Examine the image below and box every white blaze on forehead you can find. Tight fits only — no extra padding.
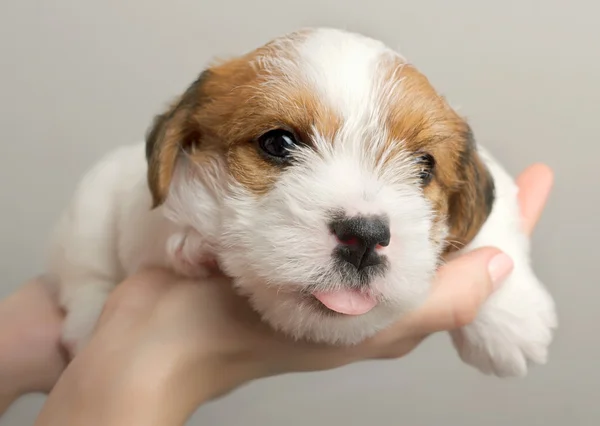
[256,28,417,207]
[295,28,401,122]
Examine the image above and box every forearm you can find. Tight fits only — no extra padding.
[0,278,67,417]
[35,376,186,426]
[0,311,18,416]
[0,392,17,417]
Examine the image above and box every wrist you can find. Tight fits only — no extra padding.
[36,356,191,426]
[158,355,265,412]
[41,352,263,426]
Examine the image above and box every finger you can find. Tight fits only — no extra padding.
[516,163,554,236]
[400,247,513,336]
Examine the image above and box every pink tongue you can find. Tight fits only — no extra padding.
[312,289,378,315]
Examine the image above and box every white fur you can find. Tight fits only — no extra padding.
[295,29,395,121]
[45,28,556,376]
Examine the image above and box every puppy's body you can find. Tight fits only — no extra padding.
[46,28,556,377]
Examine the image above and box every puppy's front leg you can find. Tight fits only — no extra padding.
[166,230,215,279]
[449,148,557,377]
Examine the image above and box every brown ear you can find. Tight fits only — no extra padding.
[145,70,213,207]
[445,126,496,251]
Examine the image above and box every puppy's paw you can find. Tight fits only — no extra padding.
[59,281,113,358]
[167,231,215,278]
[172,254,212,279]
[450,270,557,377]
[61,316,93,359]
[61,301,108,358]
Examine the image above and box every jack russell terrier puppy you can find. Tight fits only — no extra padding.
[46,27,557,378]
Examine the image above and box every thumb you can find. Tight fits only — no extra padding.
[404,247,514,336]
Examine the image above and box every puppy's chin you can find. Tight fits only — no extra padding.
[232,279,409,345]
[219,265,434,345]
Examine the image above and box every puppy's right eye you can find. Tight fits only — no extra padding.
[257,129,299,161]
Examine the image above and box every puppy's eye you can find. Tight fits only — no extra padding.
[257,129,299,160]
[415,153,435,185]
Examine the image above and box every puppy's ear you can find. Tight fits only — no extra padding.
[445,125,496,250]
[145,70,213,208]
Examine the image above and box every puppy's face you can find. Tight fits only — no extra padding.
[146,28,495,344]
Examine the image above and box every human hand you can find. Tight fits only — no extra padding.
[28,163,553,425]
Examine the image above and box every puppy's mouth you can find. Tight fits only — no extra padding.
[310,289,378,316]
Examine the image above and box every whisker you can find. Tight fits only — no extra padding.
[444,239,465,251]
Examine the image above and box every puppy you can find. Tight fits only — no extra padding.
[46,28,557,377]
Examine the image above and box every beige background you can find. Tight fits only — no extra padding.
[1,0,598,425]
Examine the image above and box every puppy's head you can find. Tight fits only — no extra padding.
[145,28,495,345]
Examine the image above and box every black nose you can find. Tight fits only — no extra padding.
[329,215,390,270]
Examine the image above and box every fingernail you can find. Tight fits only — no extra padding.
[488,253,514,289]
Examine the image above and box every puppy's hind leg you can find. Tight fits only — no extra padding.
[55,274,115,357]
[45,146,137,357]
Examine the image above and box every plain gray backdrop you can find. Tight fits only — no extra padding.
[1,0,598,425]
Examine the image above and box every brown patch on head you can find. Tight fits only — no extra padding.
[145,36,341,204]
[445,128,496,248]
[145,70,213,206]
[381,60,495,250]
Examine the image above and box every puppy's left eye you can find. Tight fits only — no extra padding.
[415,153,435,185]
[257,129,299,161]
